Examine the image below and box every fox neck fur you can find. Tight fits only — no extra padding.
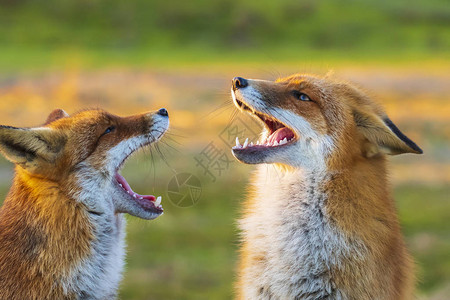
[238,158,413,300]
[0,167,126,300]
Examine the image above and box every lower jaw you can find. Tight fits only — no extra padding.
[114,173,163,214]
[114,195,164,217]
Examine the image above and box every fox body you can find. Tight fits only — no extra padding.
[0,108,169,299]
[231,75,422,300]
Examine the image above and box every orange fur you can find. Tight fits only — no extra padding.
[0,169,93,299]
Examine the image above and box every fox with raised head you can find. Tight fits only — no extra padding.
[231,74,422,300]
[0,108,169,299]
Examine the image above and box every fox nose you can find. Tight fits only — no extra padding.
[232,77,248,90]
[157,108,169,117]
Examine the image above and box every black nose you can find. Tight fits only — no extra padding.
[157,108,168,117]
[232,77,248,90]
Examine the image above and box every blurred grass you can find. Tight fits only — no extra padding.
[0,0,449,71]
[396,185,450,294]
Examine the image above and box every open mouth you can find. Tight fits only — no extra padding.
[232,98,297,151]
[111,139,164,215]
[115,172,163,214]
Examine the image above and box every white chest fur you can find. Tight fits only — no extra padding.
[62,212,126,299]
[239,166,366,299]
[58,164,129,299]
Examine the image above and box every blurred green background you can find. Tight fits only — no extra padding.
[0,0,449,69]
[0,0,449,299]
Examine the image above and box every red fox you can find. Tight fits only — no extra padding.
[0,108,169,299]
[231,75,422,300]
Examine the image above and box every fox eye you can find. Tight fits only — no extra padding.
[103,126,115,135]
[293,91,311,101]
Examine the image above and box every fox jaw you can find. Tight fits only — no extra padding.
[231,75,422,169]
[0,108,169,220]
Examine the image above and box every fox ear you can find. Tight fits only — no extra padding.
[353,110,423,157]
[44,108,69,125]
[0,126,66,167]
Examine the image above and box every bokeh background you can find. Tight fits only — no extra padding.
[0,0,449,299]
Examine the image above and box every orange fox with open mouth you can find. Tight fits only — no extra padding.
[231,74,422,300]
[0,108,169,299]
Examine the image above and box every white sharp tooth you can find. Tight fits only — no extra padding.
[155,196,162,206]
[273,141,279,146]
[133,194,137,198]
[280,138,287,145]
[236,137,240,147]
[249,142,253,147]
[139,197,143,200]
[243,138,249,148]
[256,141,260,145]
[119,184,123,187]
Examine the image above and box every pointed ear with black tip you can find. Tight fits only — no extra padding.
[44,108,69,125]
[0,125,66,168]
[353,110,423,157]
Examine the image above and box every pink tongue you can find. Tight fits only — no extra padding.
[115,173,156,202]
[268,127,295,144]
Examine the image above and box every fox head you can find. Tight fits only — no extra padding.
[231,74,422,169]
[0,108,169,220]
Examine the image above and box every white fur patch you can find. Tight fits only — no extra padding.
[61,164,126,299]
[239,167,367,299]
[269,108,334,168]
